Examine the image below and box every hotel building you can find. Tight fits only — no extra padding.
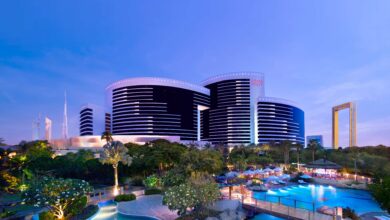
[201,72,265,145]
[105,77,210,141]
[69,73,304,148]
[257,97,305,145]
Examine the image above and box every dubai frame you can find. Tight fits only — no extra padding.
[332,102,357,149]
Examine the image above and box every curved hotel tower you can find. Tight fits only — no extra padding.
[74,72,304,148]
[105,77,210,141]
[201,72,265,145]
[257,97,304,145]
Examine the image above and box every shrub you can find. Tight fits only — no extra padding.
[0,211,16,219]
[144,175,160,188]
[162,168,187,188]
[39,211,55,220]
[145,188,162,195]
[131,176,144,186]
[69,205,99,220]
[342,207,359,220]
[67,196,87,217]
[114,194,136,202]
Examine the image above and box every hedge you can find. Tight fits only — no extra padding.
[145,188,162,195]
[114,193,136,202]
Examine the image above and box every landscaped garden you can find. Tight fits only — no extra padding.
[1,137,390,219]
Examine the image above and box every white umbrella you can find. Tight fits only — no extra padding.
[300,174,312,179]
[243,170,255,175]
[273,167,282,172]
[281,174,291,179]
[254,169,264,174]
[266,176,279,182]
[263,168,273,172]
[226,171,238,178]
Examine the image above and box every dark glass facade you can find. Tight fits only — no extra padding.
[257,100,304,145]
[110,85,209,140]
[203,79,251,145]
[105,113,111,132]
[80,108,93,136]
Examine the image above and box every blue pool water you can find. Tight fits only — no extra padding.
[251,213,285,220]
[91,200,158,220]
[252,184,383,215]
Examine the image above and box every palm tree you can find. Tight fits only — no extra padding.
[101,131,113,144]
[100,141,132,192]
[260,143,271,156]
[279,140,293,165]
[349,147,362,182]
[307,139,319,162]
[295,143,303,170]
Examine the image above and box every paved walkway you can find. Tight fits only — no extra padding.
[117,195,178,220]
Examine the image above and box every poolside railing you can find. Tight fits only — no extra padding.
[230,194,338,220]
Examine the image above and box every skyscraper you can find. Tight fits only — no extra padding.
[45,117,52,141]
[62,91,69,140]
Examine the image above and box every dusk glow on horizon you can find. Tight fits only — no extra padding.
[1,1,390,146]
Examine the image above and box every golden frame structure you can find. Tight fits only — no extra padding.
[332,102,357,149]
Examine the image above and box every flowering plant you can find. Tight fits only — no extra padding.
[22,177,92,219]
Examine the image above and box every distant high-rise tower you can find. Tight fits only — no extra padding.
[62,91,69,140]
[32,113,41,140]
[45,117,52,141]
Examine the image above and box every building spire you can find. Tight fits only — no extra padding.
[62,90,68,140]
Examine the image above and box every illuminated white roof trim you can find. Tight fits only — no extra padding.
[201,72,264,86]
[258,96,302,110]
[106,77,209,95]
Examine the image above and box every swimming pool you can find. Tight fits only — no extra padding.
[252,184,383,215]
[251,213,285,220]
[90,200,159,220]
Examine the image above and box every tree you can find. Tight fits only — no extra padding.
[163,173,220,216]
[180,148,223,175]
[163,182,197,216]
[369,176,390,212]
[22,177,92,219]
[260,143,271,156]
[101,131,113,144]
[278,140,294,165]
[0,171,20,193]
[100,141,132,190]
[24,140,54,161]
[295,143,303,170]
[349,147,363,181]
[307,139,320,162]
[147,139,186,173]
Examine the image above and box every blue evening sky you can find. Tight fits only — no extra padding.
[1,1,390,146]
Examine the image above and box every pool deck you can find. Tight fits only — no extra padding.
[117,195,178,220]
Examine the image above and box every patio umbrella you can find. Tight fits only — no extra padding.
[243,170,255,175]
[300,174,312,179]
[254,169,264,174]
[263,168,273,172]
[273,167,282,172]
[280,174,290,179]
[265,176,279,182]
[226,171,238,178]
